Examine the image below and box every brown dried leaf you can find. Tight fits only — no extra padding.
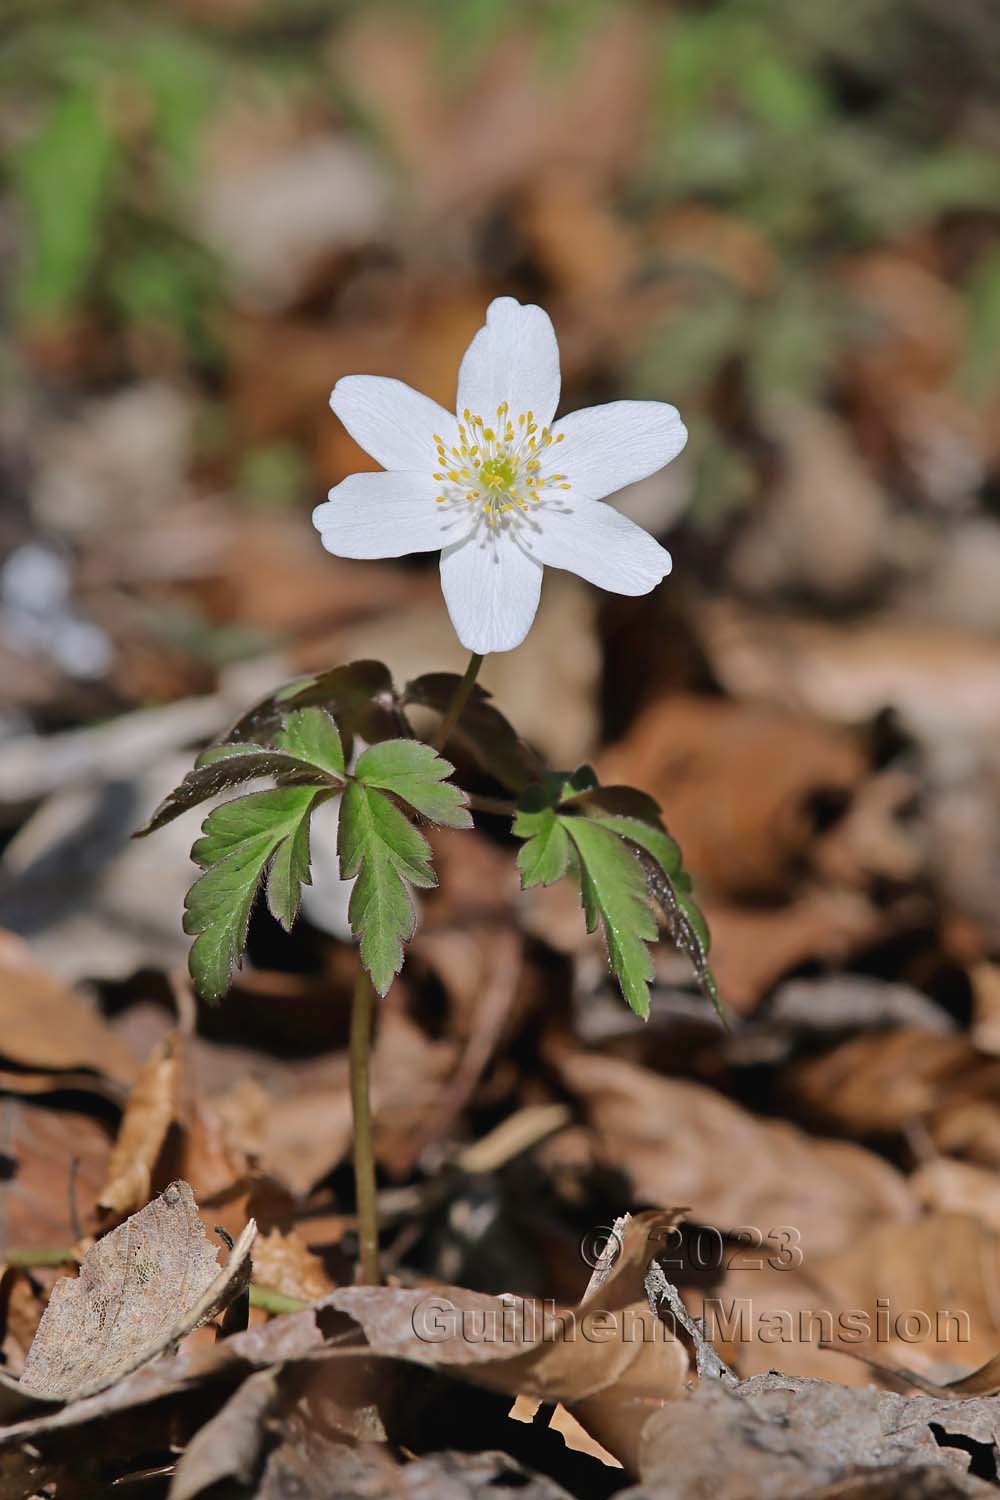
[98,1035,179,1218]
[0,1099,110,1250]
[785,1028,1000,1167]
[599,695,867,902]
[252,1228,333,1302]
[810,1213,1000,1377]
[0,935,137,1087]
[557,1049,915,1257]
[169,1364,282,1500]
[637,1372,998,1498]
[4,1181,255,1406]
[327,1210,689,1473]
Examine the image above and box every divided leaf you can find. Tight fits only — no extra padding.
[136,743,340,836]
[184,786,321,1002]
[403,673,542,792]
[563,817,658,1020]
[513,804,571,889]
[355,738,472,828]
[512,769,722,1023]
[338,781,437,996]
[275,706,346,778]
[220,659,397,752]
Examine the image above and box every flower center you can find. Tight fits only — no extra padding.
[432,404,569,532]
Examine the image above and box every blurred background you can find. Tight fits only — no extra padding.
[3,0,1000,1399]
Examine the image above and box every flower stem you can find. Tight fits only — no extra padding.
[433,652,484,753]
[349,964,380,1284]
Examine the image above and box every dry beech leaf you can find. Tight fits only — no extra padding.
[326,1209,689,1473]
[809,1213,1000,1376]
[169,1364,283,1500]
[557,1049,915,1257]
[637,1372,998,1498]
[252,1228,333,1302]
[0,1099,111,1250]
[598,695,867,902]
[0,1181,255,1411]
[98,1034,179,1218]
[784,1028,1000,1167]
[0,935,137,1087]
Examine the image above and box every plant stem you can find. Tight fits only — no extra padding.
[433,652,484,752]
[349,964,380,1284]
[467,791,517,817]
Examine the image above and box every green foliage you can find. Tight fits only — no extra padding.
[275,707,346,778]
[136,709,346,837]
[342,737,470,992]
[563,817,659,1021]
[185,786,320,1003]
[354,739,472,828]
[513,769,721,1023]
[223,661,397,756]
[338,781,437,997]
[145,676,474,1002]
[13,83,117,318]
[403,674,541,792]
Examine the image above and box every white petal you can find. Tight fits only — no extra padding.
[330,375,457,471]
[313,471,453,559]
[526,497,672,596]
[548,400,687,500]
[439,534,543,654]
[457,297,561,429]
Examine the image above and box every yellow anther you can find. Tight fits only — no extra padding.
[555,432,565,443]
[435,496,446,504]
[560,483,571,490]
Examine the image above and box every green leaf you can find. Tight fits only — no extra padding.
[136,743,342,836]
[355,739,471,828]
[14,84,118,319]
[403,674,542,792]
[265,807,314,931]
[512,804,571,888]
[276,708,346,778]
[585,813,683,881]
[562,817,657,1020]
[184,787,319,1002]
[222,660,396,752]
[338,781,437,996]
[513,771,723,1023]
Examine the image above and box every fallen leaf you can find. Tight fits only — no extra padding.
[556,1049,916,1256]
[2,1180,255,1408]
[599,695,867,902]
[98,1034,179,1218]
[0,934,137,1087]
[783,1028,1000,1167]
[252,1228,333,1302]
[168,1364,283,1500]
[326,1210,689,1473]
[638,1372,998,1497]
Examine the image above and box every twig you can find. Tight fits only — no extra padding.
[645,1259,738,1385]
[583,1213,629,1300]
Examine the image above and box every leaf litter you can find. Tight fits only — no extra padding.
[3,0,1000,1494]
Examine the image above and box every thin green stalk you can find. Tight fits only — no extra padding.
[349,964,380,1284]
[433,652,484,753]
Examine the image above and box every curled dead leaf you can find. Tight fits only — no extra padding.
[0,1181,255,1414]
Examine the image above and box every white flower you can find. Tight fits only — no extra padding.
[312,297,686,654]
